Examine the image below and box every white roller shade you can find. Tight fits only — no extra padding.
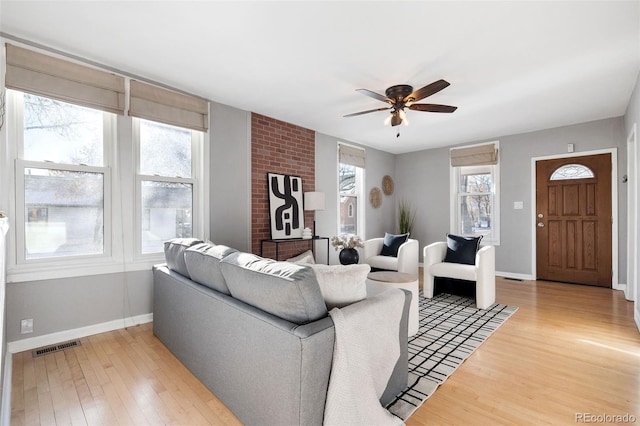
[339,144,366,168]
[5,44,125,115]
[450,143,498,167]
[129,80,209,132]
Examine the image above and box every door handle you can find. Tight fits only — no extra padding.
[537,222,544,227]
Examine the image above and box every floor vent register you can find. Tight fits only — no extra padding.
[32,340,81,358]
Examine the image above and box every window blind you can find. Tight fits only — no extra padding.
[129,80,209,132]
[450,143,498,167]
[339,144,366,168]
[5,44,125,115]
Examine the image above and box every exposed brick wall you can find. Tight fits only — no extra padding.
[251,113,315,260]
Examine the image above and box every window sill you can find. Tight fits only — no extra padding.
[7,256,164,283]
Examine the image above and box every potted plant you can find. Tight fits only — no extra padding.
[398,200,416,236]
[331,234,364,265]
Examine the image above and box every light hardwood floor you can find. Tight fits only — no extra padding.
[10,276,640,425]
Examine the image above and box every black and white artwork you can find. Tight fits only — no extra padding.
[268,173,303,239]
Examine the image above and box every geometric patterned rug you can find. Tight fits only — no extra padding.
[386,292,518,420]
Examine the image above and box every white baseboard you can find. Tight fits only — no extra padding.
[496,271,535,281]
[635,308,640,333]
[7,313,153,354]
[613,282,627,292]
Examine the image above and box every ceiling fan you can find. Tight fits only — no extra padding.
[344,79,457,127]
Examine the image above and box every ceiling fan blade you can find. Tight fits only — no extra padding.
[409,103,457,113]
[405,79,450,103]
[344,107,391,117]
[356,88,392,103]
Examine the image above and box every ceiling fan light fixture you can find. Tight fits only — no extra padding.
[399,109,409,126]
[390,111,402,127]
[344,79,456,128]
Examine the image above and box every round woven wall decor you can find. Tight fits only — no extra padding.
[369,187,382,208]
[382,175,394,196]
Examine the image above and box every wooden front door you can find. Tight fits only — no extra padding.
[536,154,612,287]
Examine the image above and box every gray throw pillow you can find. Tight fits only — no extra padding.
[220,252,328,324]
[184,242,238,294]
[163,238,204,277]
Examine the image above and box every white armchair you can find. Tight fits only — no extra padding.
[423,242,495,309]
[363,238,419,276]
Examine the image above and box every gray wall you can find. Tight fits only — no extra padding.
[315,133,396,264]
[209,102,251,252]
[5,270,152,342]
[396,117,628,281]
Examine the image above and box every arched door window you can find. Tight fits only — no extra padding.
[550,164,595,180]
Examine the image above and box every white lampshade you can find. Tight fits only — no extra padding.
[304,192,325,211]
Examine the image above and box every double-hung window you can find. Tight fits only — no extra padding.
[12,92,114,263]
[338,143,365,236]
[450,142,500,245]
[135,119,202,254]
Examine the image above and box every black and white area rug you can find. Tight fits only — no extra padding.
[386,292,518,420]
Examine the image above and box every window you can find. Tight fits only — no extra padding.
[450,142,500,245]
[136,119,200,254]
[3,45,209,282]
[339,164,358,234]
[550,164,595,180]
[14,92,112,261]
[338,144,365,236]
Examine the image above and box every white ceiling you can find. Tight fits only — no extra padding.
[1,1,639,154]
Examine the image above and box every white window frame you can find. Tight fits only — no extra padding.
[337,143,365,237]
[6,90,119,281]
[450,142,500,245]
[132,118,205,261]
[3,92,209,282]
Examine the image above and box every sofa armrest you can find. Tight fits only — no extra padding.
[424,241,447,267]
[358,288,410,405]
[423,242,447,297]
[475,245,496,309]
[396,238,419,276]
[363,238,384,259]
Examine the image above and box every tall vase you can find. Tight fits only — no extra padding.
[339,248,359,265]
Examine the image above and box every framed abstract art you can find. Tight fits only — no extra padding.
[267,173,304,239]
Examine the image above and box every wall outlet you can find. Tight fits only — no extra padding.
[20,318,33,334]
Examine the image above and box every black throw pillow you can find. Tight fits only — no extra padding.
[380,232,410,257]
[443,234,483,265]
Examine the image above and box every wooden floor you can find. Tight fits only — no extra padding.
[10,277,640,425]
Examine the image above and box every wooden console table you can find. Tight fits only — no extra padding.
[260,237,330,264]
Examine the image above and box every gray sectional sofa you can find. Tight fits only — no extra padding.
[153,238,410,425]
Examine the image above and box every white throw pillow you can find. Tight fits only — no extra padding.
[286,250,316,264]
[309,263,370,309]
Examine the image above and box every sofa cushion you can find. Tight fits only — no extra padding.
[309,264,369,309]
[444,234,482,265]
[286,249,316,264]
[164,238,204,277]
[184,242,238,294]
[380,232,409,257]
[364,255,399,271]
[220,252,328,324]
[430,262,477,281]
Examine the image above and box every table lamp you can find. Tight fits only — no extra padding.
[304,191,325,239]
